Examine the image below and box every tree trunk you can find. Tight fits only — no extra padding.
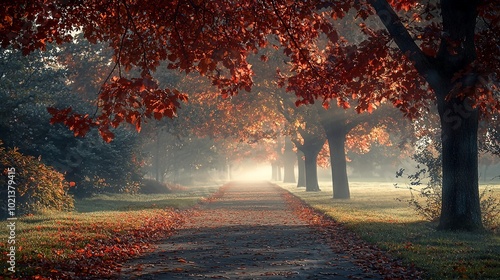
[297,150,306,187]
[154,131,161,182]
[283,160,295,183]
[368,0,483,231]
[302,147,321,192]
[481,164,488,182]
[283,137,296,183]
[228,163,233,181]
[437,96,482,231]
[436,0,482,231]
[326,130,350,199]
[271,162,278,181]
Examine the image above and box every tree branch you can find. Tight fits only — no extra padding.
[122,0,150,75]
[269,0,324,79]
[367,0,436,84]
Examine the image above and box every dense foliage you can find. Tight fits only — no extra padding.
[0,0,498,230]
[0,47,144,197]
[0,141,74,217]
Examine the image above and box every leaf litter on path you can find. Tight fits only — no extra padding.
[119,182,424,279]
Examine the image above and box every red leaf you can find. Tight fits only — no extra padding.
[153,111,163,120]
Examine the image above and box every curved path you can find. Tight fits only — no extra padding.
[119,182,400,279]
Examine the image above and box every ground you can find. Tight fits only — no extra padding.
[118,182,421,279]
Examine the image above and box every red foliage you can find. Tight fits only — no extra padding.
[15,185,235,279]
[0,0,340,140]
[17,210,187,279]
[283,30,434,120]
[1,0,498,139]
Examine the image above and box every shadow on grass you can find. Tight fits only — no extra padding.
[330,220,500,279]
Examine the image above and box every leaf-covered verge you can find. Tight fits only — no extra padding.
[277,183,424,279]
[280,182,500,279]
[0,185,221,279]
[0,142,74,218]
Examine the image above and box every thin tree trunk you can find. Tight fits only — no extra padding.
[326,131,350,199]
[283,137,296,183]
[155,131,161,182]
[283,160,296,183]
[297,150,306,187]
[482,164,488,182]
[271,162,278,181]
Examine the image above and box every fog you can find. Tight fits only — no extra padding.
[230,160,272,182]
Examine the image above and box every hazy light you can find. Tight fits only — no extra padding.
[231,162,272,182]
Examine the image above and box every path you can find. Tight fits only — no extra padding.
[119,182,388,279]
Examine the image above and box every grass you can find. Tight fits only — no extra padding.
[280,181,500,279]
[0,184,220,277]
[75,184,220,212]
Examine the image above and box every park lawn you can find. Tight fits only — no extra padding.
[0,185,220,278]
[281,181,500,280]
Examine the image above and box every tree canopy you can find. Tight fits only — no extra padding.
[1,0,499,230]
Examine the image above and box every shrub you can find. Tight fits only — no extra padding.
[118,175,142,194]
[479,188,500,231]
[139,179,172,194]
[0,141,74,218]
[397,181,500,231]
[139,179,188,194]
[396,142,500,232]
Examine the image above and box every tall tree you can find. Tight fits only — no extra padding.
[296,150,306,187]
[282,136,296,183]
[0,47,143,197]
[283,33,401,199]
[1,0,498,230]
[274,92,326,191]
[292,126,325,192]
[348,0,498,231]
[284,1,499,229]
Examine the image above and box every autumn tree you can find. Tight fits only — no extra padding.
[283,1,499,230]
[279,30,401,198]
[336,0,499,231]
[274,91,326,191]
[152,70,282,182]
[1,0,498,230]
[282,136,296,183]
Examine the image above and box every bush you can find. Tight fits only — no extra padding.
[0,142,74,218]
[138,179,188,194]
[139,179,173,194]
[398,182,499,231]
[396,143,500,232]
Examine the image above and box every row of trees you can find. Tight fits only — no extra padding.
[1,1,499,231]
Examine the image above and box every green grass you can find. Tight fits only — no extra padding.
[75,185,220,212]
[281,181,500,279]
[0,184,220,277]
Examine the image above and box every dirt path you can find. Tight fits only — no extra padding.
[118,182,397,279]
